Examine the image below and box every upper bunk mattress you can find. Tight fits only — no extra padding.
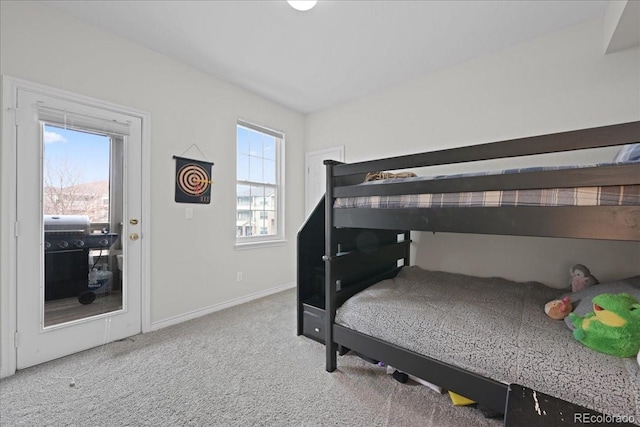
[334,266,640,419]
[334,163,640,209]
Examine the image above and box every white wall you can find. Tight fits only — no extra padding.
[0,1,305,324]
[306,17,640,287]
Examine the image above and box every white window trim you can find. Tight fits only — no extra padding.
[234,119,285,249]
[235,239,288,251]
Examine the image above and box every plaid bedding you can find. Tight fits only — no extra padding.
[334,162,640,209]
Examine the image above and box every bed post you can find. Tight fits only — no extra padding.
[324,160,340,372]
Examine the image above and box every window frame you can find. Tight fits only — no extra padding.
[235,119,285,249]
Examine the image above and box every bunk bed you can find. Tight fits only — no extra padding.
[312,121,640,420]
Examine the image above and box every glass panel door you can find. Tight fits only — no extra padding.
[13,82,142,371]
[43,124,124,327]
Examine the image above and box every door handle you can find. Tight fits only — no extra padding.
[129,233,139,241]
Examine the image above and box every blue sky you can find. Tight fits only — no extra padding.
[43,125,110,183]
[237,125,276,184]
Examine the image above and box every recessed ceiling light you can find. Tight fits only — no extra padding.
[287,0,317,12]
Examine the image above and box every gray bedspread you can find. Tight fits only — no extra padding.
[335,266,640,420]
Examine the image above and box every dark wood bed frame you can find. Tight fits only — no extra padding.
[297,121,640,416]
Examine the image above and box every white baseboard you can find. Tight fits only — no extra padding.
[149,282,295,331]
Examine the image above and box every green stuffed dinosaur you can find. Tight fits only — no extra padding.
[568,293,640,358]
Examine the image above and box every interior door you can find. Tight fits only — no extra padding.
[15,87,143,369]
[305,146,344,217]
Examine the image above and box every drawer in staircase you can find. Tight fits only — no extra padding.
[302,310,325,343]
[302,302,324,317]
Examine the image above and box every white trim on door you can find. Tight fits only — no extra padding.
[0,75,152,378]
[305,146,344,218]
[1,76,19,379]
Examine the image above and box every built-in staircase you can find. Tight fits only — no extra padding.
[296,196,326,343]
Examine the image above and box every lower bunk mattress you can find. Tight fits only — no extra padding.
[334,266,640,419]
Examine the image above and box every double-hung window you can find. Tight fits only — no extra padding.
[236,120,284,247]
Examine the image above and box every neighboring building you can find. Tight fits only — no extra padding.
[236,186,277,237]
[44,180,110,224]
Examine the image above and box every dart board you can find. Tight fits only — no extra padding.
[174,156,214,204]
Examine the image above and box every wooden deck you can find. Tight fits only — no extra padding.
[44,291,123,327]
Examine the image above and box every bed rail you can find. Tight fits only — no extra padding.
[331,121,640,178]
[334,206,640,240]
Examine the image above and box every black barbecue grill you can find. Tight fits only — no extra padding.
[44,215,118,301]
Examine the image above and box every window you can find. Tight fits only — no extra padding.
[43,124,112,225]
[236,120,284,246]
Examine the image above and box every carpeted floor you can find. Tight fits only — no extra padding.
[0,289,502,426]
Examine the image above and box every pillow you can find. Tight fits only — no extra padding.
[612,143,640,163]
[561,276,640,330]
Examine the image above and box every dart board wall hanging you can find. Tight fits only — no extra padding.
[173,156,214,204]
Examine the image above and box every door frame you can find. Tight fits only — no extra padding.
[0,75,151,378]
[305,146,344,217]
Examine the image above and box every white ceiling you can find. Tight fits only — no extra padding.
[46,0,613,114]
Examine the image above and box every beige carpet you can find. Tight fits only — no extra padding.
[0,289,501,426]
